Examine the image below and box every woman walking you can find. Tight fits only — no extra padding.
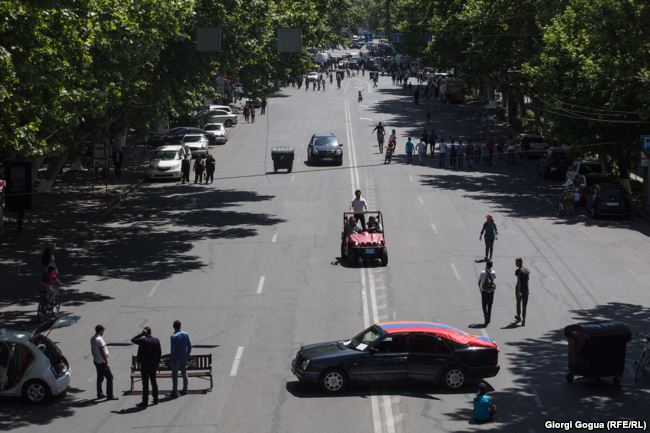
[205,153,216,184]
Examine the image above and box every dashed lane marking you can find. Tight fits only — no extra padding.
[229,346,245,376]
[271,232,278,243]
[409,175,414,182]
[430,222,438,234]
[450,263,461,280]
[147,281,161,298]
[256,276,266,294]
[290,175,295,183]
[418,195,424,204]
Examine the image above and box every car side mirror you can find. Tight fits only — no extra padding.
[339,143,344,147]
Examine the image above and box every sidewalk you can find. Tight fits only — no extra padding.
[0,147,147,301]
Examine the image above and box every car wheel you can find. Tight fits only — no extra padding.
[380,249,388,266]
[22,379,51,403]
[441,366,466,390]
[319,368,348,393]
[347,249,357,266]
[225,120,233,127]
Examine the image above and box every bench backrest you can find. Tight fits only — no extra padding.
[131,354,212,371]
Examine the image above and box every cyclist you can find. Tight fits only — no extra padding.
[385,130,397,164]
[371,122,386,153]
[39,264,62,311]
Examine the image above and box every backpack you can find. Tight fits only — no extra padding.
[482,272,495,293]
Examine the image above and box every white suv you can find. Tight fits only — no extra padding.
[0,315,79,403]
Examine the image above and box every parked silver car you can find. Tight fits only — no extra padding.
[203,123,228,144]
[182,134,209,158]
[204,109,238,127]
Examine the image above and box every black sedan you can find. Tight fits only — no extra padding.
[307,133,343,165]
[587,183,632,218]
[291,321,500,393]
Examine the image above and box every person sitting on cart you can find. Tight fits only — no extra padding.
[366,216,382,232]
[473,383,497,423]
[343,216,361,238]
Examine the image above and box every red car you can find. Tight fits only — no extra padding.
[341,211,388,266]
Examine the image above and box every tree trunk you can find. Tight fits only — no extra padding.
[37,153,68,193]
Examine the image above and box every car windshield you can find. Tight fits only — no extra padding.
[152,151,179,160]
[205,124,223,131]
[349,325,385,350]
[314,136,338,147]
[183,135,202,143]
[580,163,603,175]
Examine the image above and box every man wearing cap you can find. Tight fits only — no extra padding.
[479,215,498,261]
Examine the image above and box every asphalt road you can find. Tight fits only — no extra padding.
[2,63,650,433]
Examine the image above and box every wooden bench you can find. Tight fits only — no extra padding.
[130,353,212,392]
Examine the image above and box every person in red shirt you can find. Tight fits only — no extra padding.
[485,137,495,166]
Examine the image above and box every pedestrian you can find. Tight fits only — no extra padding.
[112,141,123,177]
[416,139,427,165]
[449,139,457,168]
[486,137,495,166]
[408,81,412,94]
[91,324,117,400]
[429,129,438,155]
[404,136,414,165]
[414,87,420,105]
[466,140,475,168]
[243,105,250,123]
[473,383,497,423]
[131,327,161,407]
[322,78,326,91]
[421,129,429,152]
[475,142,482,166]
[426,107,431,123]
[250,106,256,123]
[261,98,267,114]
[479,214,498,261]
[514,258,530,326]
[478,261,496,325]
[457,140,465,169]
[181,155,190,184]
[170,320,192,398]
[438,139,447,168]
[193,157,205,184]
[350,189,368,229]
[204,153,215,184]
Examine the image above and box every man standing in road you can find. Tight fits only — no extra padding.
[514,258,530,326]
[181,155,190,184]
[405,136,414,165]
[260,98,267,115]
[91,324,117,401]
[478,261,496,325]
[170,320,192,398]
[479,215,498,261]
[416,138,427,165]
[350,189,368,229]
[131,327,162,407]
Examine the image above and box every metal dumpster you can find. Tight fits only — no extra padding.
[271,147,294,173]
[564,320,631,384]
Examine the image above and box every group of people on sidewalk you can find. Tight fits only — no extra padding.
[180,153,216,184]
[91,320,192,407]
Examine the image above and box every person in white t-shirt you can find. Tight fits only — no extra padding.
[350,189,368,229]
[91,324,117,400]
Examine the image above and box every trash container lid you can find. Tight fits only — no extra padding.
[564,320,631,341]
[271,147,295,154]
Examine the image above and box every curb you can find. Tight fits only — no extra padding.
[0,178,144,288]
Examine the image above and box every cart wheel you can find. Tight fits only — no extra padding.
[613,375,621,385]
[566,373,573,383]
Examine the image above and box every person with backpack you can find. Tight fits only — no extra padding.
[479,214,498,261]
[193,158,205,184]
[514,258,530,326]
[478,260,496,325]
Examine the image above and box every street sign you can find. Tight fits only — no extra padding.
[393,33,403,43]
[364,32,373,42]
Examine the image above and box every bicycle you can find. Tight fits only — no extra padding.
[634,335,650,381]
[37,288,61,322]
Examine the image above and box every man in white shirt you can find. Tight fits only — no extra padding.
[350,189,368,229]
[416,140,427,165]
[91,324,117,400]
[478,261,496,325]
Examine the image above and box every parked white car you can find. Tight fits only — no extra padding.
[204,109,238,127]
[0,315,79,403]
[182,134,209,158]
[307,71,319,82]
[203,123,228,144]
[147,146,184,180]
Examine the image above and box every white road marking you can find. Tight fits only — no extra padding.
[529,380,543,408]
[418,195,424,204]
[256,276,266,294]
[481,329,489,338]
[359,117,372,121]
[408,175,414,182]
[370,395,384,433]
[271,232,278,243]
[229,346,245,376]
[580,227,592,238]
[290,175,295,183]
[430,222,439,234]
[147,281,161,298]
[450,263,461,280]
[368,271,380,322]
[382,395,397,433]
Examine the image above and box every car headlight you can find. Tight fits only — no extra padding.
[301,359,310,370]
[312,149,319,155]
[335,149,342,155]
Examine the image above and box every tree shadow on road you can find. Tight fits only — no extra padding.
[440,302,650,432]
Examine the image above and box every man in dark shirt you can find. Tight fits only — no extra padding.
[479,215,498,261]
[131,327,162,407]
[514,258,530,326]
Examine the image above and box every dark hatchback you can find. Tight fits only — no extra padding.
[587,183,631,218]
[307,133,343,165]
[539,147,571,179]
[291,322,500,393]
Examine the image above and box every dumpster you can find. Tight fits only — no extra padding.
[271,147,294,173]
[564,320,631,384]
